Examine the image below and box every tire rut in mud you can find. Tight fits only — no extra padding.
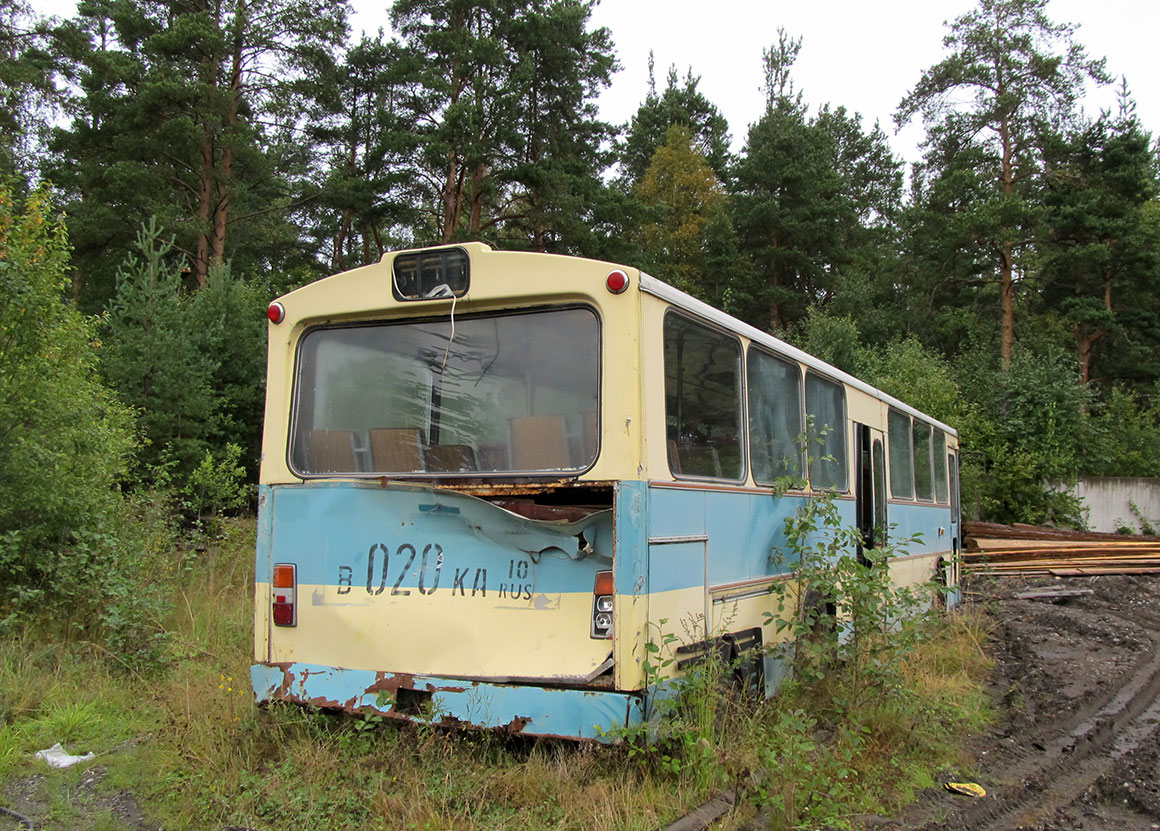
[901,576,1160,831]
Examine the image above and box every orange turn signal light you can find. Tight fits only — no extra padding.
[272,563,296,588]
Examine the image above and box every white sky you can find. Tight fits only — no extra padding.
[349,0,1160,167]
[32,0,1160,167]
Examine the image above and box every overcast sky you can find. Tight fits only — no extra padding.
[348,0,1159,167]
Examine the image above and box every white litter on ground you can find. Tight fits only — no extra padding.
[34,742,95,768]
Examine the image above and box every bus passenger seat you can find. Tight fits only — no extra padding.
[426,444,477,472]
[369,427,425,472]
[509,415,569,470]
[306,429,358,474]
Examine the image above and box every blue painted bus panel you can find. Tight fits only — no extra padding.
[883,500,953,555]
[251,662,643,741]
[644,487,951,593]
[262,482,614,593]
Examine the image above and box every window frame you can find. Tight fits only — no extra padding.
[803,370,850,493]
[888,408,915,500]
[662,310,746,483]
[286,304,603,480]
[746,345,805,487]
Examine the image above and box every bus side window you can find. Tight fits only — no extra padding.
[913,420,934,501]
[580,410,598,467]
[933,431,949,503]
[888,409,914,499]
[804,373,848,491]
[748,347,804,484]
[663,312,744,481]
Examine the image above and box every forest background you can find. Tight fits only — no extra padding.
[2,0,1159,654]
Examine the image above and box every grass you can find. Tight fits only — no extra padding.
[0,517,995,830]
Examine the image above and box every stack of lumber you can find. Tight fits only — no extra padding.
[964,521,1160,577]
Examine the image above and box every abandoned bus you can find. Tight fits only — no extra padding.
[251,243,961,739]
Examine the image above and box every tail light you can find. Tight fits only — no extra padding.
[272,563,297,627]
[591,569,613,639]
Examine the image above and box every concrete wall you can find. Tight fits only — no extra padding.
[1065,478,1160,534]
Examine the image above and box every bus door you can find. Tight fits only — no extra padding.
[948,449,962,605]
[854,423,887,563]
[645,486,711,691]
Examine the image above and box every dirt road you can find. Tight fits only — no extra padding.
[899,574,1160,831]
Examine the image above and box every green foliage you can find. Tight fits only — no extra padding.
[621,62,732,186]
[393,0,615,251]
[865,337,969,428]
[101,220,265,492]
[632,125,735,304]
[730,34,901,334]
[768,493,940,708]
[102,221,220,480]
[0,0,58,180]
[0,186,132,610]
[185,443,251,525]
[1038,96,1160,387]
[961,348,1089,524]
[47,0,348,309]
[0,186,174,670]
[897,0,1110,366]
[793,307,869,378]
[1082,385,1160,477]
[299,32,423,270]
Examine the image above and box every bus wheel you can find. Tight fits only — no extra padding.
[932,558,948,612]
[796,588,838,671]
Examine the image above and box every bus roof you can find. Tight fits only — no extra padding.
[639,272,958,439]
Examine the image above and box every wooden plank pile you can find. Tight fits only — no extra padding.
[963,521,1160,577]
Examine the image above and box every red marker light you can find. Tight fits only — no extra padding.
[267,302,285,324]
[606,270,629,294]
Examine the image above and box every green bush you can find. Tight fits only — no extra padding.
[0,185,134,613]
[101,220,266,493]
[0,185,173,671]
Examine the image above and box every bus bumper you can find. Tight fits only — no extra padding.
[251,661,644,741]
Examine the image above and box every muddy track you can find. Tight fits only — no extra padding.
[902,577,1160,831]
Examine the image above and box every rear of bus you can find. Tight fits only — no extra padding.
[251,244,648,739]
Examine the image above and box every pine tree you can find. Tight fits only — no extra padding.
[731,31,900,334]
[48,0,348,307]
[897,0,1109,368]
[0,0,58,180]
[620,60,731,187]
[301,32,424,271]
[1039,88,1160,386]
[101,221,221,479]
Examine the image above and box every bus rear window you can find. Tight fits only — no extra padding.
[289,307,600,476]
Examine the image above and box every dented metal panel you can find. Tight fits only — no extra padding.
[260,480,616,681]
